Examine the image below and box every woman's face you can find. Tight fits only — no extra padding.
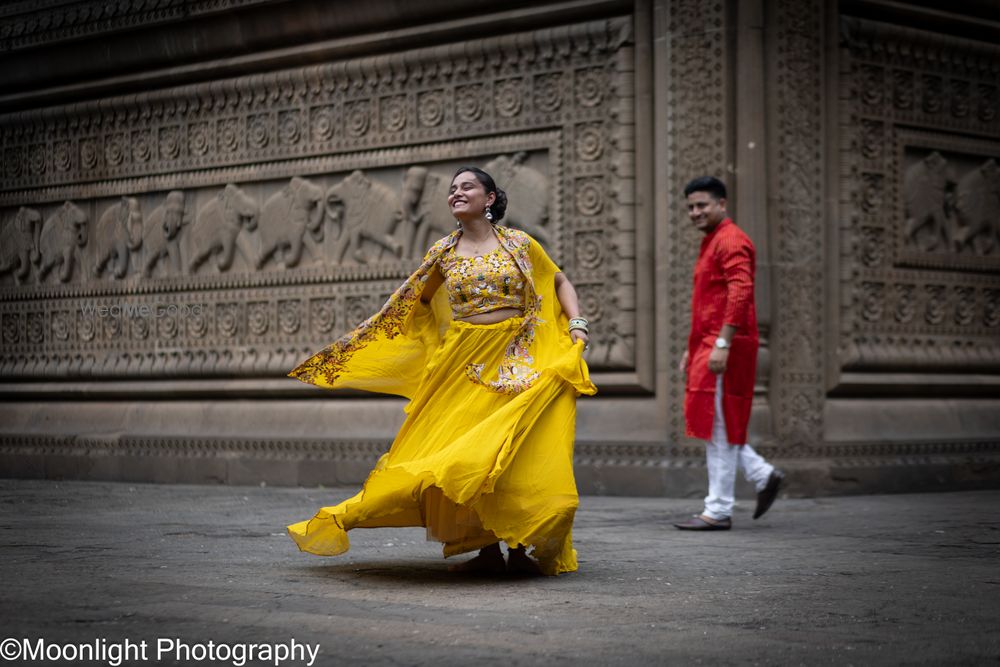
[448,171,495,222]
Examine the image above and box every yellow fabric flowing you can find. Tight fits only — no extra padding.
[287,228,596,575]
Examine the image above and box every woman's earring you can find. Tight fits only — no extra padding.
[484,206,494,222]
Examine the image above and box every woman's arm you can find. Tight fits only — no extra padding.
[554,272,589,346]
[420,266,444,304]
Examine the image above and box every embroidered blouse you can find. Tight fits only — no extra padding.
[438,244,527,319]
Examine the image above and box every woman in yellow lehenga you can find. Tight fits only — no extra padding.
[287,167,596,575]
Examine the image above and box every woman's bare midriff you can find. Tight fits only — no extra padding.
[455,308,523,325]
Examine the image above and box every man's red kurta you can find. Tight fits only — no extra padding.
[685,218,758,445]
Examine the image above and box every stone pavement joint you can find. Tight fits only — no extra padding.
[0,479,998,665]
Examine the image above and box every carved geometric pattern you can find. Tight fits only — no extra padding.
[664,0,729,443]
[839,18,1000,373]
[3,434,997,469]
[769,0,826,446]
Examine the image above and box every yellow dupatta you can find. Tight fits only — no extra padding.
[288,226,595,398]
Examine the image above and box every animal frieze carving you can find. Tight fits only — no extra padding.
[953,159,1000,255]
[186,183,258,274]
[903,151,955,252]
[483,153,551,247]
[904,151,1000,257]
[257,176,325,270]
[325,170,404,265]
[143,191,189,278]
[0,207,42,284]
[94,196,143,280]
[38,201,88,283]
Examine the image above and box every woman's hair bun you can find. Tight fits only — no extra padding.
[490,187,508,222]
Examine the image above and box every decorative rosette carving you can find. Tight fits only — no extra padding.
[576,123,604,161]
[217,303,240,338]
[218,118,240,152]
[575,178,604,216]
[27,313,44,344]
[159,127,180,159]
[310,298,336,334]
[248,302,269,336]
[924,285,946,325]
[187,307,209,338]
[345,101,371,137]
[131,316,149,340]
[278,300,301,335]
[28,144,46,174]
[158,314,178,339]
[495,79,523,118]
[248,115,270,149]
[534,73,562,112]
[417,91,445,127]
[455,85,484,122]
[279,111,301,145]
[575,68,606,108]
[105,135,126,166]
[53,141,72,172]
[77,315,96,342]
[189,123,210,156]
[311,106,336,141]
[575,230,605,270]
[132,131,152,162]
[80,139,99,168]
[860,282,884,322]
[52,312,71,341]
[380,96,407,132]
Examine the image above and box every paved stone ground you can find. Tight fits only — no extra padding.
[0,479,998,666]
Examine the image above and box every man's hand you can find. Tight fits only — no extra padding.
[679,350,689,374]
[708,347,729,374]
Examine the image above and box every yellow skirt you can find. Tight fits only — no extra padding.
[287,317,591,575]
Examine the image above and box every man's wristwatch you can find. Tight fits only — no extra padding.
[714,337,730,350]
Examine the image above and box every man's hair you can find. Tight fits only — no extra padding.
[683,176,727,201]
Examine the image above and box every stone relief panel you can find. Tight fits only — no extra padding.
[663,0,729,443]
[768,0,826,446]
[840,19,1000,372]
[0,17,640,383]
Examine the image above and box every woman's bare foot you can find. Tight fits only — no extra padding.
[448,543,506,574]
[506,546,543,576]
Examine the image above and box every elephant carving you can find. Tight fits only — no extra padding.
[903,152,956,252]
[143,191,189,278]
[186,183,258,274]
[401,166,454,258]
[484,153,551,247]
[0,207,42,284]
[38,201,88,283]
[325,170,403,264]
[257,176,325,269]
[953,159,1000,255]
[94,196,143,279]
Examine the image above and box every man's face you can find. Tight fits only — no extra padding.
[686,191,727,234]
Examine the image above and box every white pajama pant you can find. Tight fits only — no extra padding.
[702,375,774,520]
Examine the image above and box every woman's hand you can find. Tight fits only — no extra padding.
[570,329,589,350]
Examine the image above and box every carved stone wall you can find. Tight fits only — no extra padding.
[0,17,642,386]
[662,0,730,445]
[2,0,998,496]
[838,19,1000,375]
[767,0,827,447]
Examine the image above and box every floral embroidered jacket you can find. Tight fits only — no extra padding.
[289,226,596,399]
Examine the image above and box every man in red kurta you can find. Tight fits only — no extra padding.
[674,177,783,531]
